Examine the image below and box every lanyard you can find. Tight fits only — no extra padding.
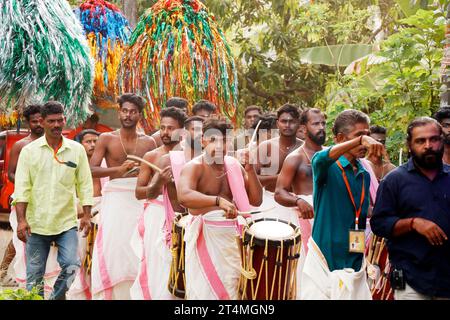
[52,139,77,168]
[336,160,365,230]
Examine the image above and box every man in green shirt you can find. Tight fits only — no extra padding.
[301,109,383,299]
[14,101,93,299]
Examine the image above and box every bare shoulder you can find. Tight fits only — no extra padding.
[138,133,157,147]
[158,153,171,167]
[285,148,304,164]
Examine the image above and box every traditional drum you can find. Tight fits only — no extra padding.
[82,211,100,275]
[238,218,301,300]
[366,233,394,300]
[168,212,191,299]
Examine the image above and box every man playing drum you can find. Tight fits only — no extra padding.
[131,107,187,299]
[177,116,263,300]
[131,115,204,299]
[89,93,156,300]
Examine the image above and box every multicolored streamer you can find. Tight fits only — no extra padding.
[75,0,131,110]
[119,0,239,132]
[0,0,93,128]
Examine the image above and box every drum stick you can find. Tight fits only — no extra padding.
[237,206,276,216]
[249,120,262,150]
[127,155,163,173]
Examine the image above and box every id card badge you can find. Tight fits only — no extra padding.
[349,229,365,253]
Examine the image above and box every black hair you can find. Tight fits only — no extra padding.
[433,107,450,124]
[76,129,100,143]
[159,107,188,128]
[117,93,145,113]
[406,117,442,142]
[22,104,42,121]
[184,115,205,129]
[370,125,387,135]
[332,109,370,136]
[244,105,262,116]
[299,108,324,125]
[166,97,189,110]
[202,115,233,136]
[277,103,300,120]
[41,101,64,118]
[192,100,217,115]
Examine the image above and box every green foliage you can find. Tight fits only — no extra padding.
[325,8,445,162]
[0,287,43,300]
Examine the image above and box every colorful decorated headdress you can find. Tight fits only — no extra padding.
[119,0,238,132]
[0,0,94,128]
[75,0,131,110]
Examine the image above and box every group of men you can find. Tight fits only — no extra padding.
[1,93,449,300]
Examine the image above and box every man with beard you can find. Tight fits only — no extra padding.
[14,101,93,299]
[433,107,450,165]
[130,115,202,300]
[89,93,156,300]
[371,117,450,300]
[254,104,303,224]
[300,109,383,300]
[275,108,326,218]
[150,97,189,148]
[177,116,262,299]
[0,105,44,286]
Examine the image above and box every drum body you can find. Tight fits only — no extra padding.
[238,218,301,300]
[82,219,99,275]
[168,212,190,299]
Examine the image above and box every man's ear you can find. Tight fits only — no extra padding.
[335,132,345,143]
[300,125,307,134]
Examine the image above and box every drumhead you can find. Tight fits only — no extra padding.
[247,220,294,240]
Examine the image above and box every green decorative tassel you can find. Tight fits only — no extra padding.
[0,0,94,128]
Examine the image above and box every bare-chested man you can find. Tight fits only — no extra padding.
[254,104,303,224]
[150,97,189,148]
[256,104,303,192]
[0,105,43,286]
[130,115,202,300]
[135,107,187,200]
[275,108,326,219]
[89,93,156,300]
[177,117,262,299]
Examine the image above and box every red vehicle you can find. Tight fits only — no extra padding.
[0,129,29,221]
[0,124,113,222]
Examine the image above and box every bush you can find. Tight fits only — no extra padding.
[0,287,43,300]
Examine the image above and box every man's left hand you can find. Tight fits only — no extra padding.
[79,216,92,238]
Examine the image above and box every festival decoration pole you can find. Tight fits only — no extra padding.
[75,0,131,110]
[0,0,94,128]
[119,0,239,133]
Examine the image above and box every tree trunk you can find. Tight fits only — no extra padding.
[122,0,138,28]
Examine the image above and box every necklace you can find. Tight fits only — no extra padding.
[301,146,312,164]
[118,129,138,156]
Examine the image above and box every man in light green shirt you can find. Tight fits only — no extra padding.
[14,101,93,299]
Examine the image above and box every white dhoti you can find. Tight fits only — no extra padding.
[184,211,246,300]
[67,197,102,300]
[300,238,372,300]
[129,197,177,300]
[90,178,144,300]
[9,207,60,296]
